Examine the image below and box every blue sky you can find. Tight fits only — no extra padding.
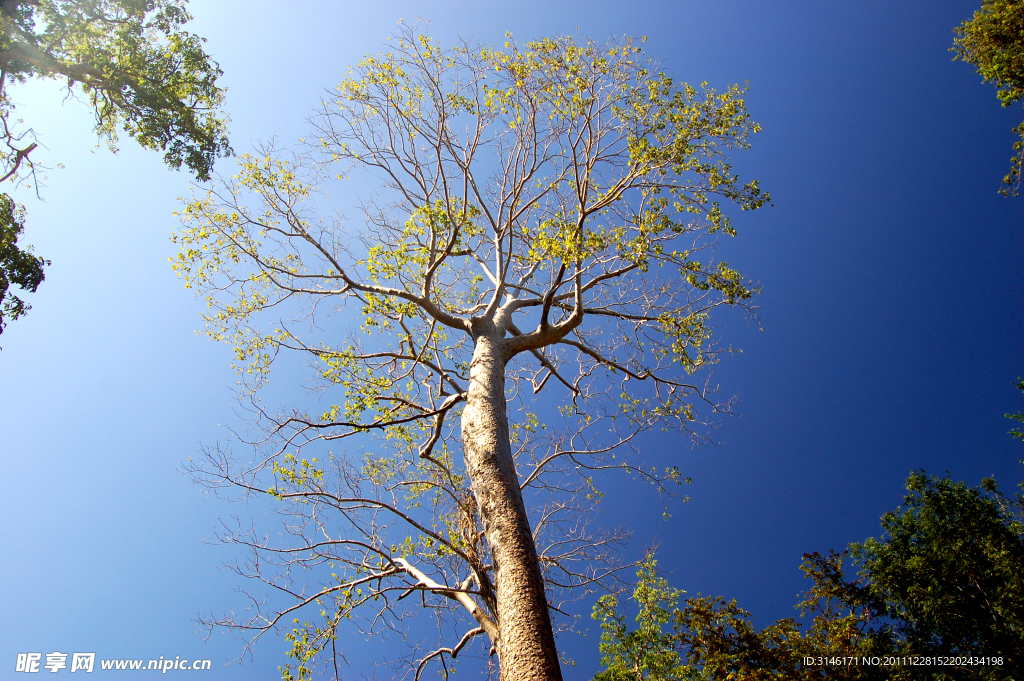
[1,0,1021,678]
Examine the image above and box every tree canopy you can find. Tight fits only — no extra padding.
[0,0,230,335]
[174,24,767,680]
[0,0,230,182]
[852,472,1023,676]
[592,383,1024,680]
[591,551,892,681]
[593,472,1023,680]
[952,0,1024,195]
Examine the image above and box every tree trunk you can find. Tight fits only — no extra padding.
[460,329,562,681]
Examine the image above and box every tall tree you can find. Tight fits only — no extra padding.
[175,25,767,680]
[952,0,1024,195]
[0,0,230,334]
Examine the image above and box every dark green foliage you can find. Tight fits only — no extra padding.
[0,193,46,334]
[593,385,1024,679]
[0,0,231,181]
[952,0,1024,195]
[850,472,1024,678]
[595,477,1023,679]
[591,551,892,680]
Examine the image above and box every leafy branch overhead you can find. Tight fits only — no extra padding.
[175,24,766,680]
[0,0,230,183]
[0,0,231,335]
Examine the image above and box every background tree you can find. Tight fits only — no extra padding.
[174,25,767,681]
[592,552,892,681]
[594,479,1022,680]
[591,555,688,681]
[0,0,230,334]
[845,381,1024,677]
[593,384,1024,680]
[952,0,1024,195]
[1007,378,1024,442]
[849,472,1023,678]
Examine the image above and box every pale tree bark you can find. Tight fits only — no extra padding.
[462,324,562,680]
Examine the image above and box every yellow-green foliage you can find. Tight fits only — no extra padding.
[953,0,1024,194]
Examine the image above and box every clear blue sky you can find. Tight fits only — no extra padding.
[1,0,1021,678]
